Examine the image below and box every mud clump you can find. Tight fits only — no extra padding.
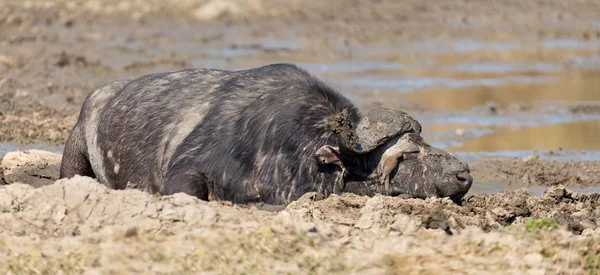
[470,156,600,188]
[54,51,91,68]
[327,108,359,148]
[1,150,61,187]
[285,185,600,237]
[568,102,600,114]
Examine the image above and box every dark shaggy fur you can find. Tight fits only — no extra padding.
[61,64,361,204]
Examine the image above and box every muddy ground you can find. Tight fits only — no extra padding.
[2,150,600,274]
[1,0,600,273]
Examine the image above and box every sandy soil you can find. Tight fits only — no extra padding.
[2,0,600,273]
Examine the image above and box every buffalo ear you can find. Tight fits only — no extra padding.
[314,145,343,166]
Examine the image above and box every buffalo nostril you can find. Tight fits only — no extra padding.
[456,172,473,188]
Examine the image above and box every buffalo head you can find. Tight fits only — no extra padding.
[315,108,473,202]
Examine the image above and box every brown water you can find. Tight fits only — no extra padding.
[315,41,600,156]
[448,120,600,152]
[399,72,600,111]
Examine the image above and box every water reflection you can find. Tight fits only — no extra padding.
[399,72,600,111]
[448,120,600,152]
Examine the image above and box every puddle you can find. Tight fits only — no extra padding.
[566,55,600,71]
[467,182,600,196]
[450,61,561,73]
[398,72,600,111]
[422,125,495,149]
[370,39,523,55]
[452,40,521,53]
[332,74,555,93]
[542,39,600,50]
[467,182,546,196]
[0,143,64,160]
[416,110,600,127]
[296,60,404,75]
[454,149,600,163]
[447,120,600,153]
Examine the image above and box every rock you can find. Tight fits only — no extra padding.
[523,155,539,163]
[193,0,243,21]
[1,149,62,187]
[354,213,375,229]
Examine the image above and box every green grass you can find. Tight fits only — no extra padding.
[525,217,558,234]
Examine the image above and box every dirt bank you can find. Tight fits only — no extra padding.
[1,149,600,273]
[1,169,599,273]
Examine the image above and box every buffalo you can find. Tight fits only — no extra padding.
[59,63,472,205]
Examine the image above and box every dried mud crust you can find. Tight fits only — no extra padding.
[0,150,62,187]
[470,156,600,188]
[327,109,359,148]
[1,177,600,273]
[289,187,600,236]
[2,150,599,236]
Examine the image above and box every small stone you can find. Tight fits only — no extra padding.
[523,253,543,267]
[491,207,510,218]
[523,155,539,163]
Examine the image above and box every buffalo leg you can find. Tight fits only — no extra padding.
[161,169,209,201]
[60,124,95,179]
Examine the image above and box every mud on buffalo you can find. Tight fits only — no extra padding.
[59,63,473,205]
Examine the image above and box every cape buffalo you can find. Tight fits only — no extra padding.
[59,63,472,205]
